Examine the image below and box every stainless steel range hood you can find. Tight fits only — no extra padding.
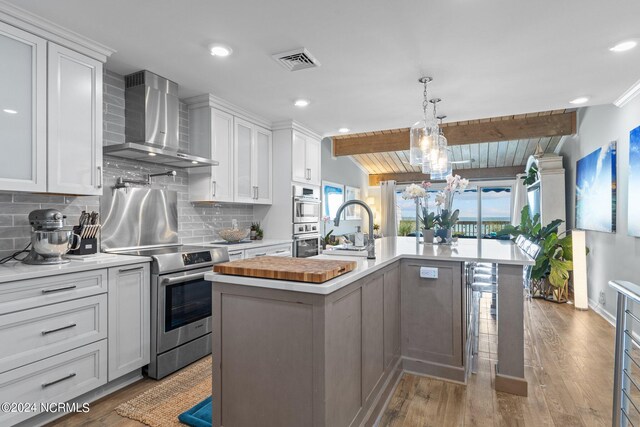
[103,70,218,168]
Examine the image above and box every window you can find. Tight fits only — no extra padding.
[394,180,513,239]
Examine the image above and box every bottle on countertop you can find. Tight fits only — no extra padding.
[354,226,365,247]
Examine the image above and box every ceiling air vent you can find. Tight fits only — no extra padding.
[272,48,320,71]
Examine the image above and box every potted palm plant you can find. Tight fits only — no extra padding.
[497,206,566,299]
[533,232,573,303]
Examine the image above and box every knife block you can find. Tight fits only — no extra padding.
[69,237,98,255]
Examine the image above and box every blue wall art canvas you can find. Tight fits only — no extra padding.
[629,126,640,236]
[576,141,617,233]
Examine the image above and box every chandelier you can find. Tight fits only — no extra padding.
[409,77,439,166]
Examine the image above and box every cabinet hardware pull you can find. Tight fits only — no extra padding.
[42,323,77,335]
[42,373,76,388]
[119,265,144,273]
[97,166,103,188]
[275,250,287,253]
[254,253,267,257]
[42,285,77,294]
[306,168,311,180]
[212,180,217,197]
[256,187,259,199]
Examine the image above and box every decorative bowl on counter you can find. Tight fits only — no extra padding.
[217,228,250,243]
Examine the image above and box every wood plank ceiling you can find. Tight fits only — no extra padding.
[342,110,569,176]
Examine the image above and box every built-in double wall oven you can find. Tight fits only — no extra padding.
[292,185,321,257]
[293,185,321,223]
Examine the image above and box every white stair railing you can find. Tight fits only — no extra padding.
[609,280,640,427]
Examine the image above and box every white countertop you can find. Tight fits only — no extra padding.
[0,253,152,284]
[206,237,534,295]
[199,239,292,252]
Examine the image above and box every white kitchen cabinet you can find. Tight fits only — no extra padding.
[0,340,107,426]
[234,118,272,204]
[244,243,292,258]
[292,131,321,186]
[189,106,234,202]
[254,126,273,204]
[0,21,47,192]
[228,250,245,261]
[47,43,103,195]
[107,263,150,381]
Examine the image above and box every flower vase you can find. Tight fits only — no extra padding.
[435,228,452,244]
[422,228,435,245]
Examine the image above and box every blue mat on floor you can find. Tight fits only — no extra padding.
[178,396,212,427]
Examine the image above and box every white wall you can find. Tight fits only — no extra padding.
[559,95,640,321]
[320,138,370,236]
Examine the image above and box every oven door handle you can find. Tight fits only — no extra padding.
[161,272,207,285]
[293,235,320,241]
[293,197,321,204]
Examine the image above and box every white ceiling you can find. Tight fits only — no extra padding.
[8,0,640,136]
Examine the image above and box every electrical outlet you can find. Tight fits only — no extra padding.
[420,267,438,279]
[599,290,606,306]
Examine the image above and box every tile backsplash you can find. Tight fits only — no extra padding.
[0,69,254,259]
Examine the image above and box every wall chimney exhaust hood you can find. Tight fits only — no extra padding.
[103,70,218,168]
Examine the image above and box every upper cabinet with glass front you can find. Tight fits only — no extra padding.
[0,8,111,195]
[48,43,103,195]
[0,21,47,192]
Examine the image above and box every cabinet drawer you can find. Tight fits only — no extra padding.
[0,340,107,426]
[0,294,107,373]
[228,250,244,261]
[0,269,107,315]
[267,244,292,257]
[245,243,291,259]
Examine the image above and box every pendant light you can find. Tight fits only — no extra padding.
[429,113,452,180]
[410,77,439,166]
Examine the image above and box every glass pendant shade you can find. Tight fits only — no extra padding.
[429,143,451,181]
[421,156,431,174]
[409,119,438,166]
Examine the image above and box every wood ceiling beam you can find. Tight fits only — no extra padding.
[333,110,576,156]
[368,166,523,186]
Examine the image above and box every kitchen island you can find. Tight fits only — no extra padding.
[205,237,534,427]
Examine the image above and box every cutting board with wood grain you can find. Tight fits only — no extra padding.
[213,256,357,283]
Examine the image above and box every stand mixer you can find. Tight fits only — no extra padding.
[22,209,81,265]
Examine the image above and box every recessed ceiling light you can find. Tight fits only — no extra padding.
[294,99,310,107]
[209,44,232,57]
[148,153,157,157]
[191,160,199,164]
[338,128,350,133]
[3,109,17,114]
[610,40,637,53]
[569,97,589,105]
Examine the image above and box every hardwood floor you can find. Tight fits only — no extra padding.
[51,296,616,427]
[380,296,616,427]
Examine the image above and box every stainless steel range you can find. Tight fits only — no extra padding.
[113,244,227,379]
[101,186,228,379]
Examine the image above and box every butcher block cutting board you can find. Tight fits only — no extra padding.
[213,256,358,283]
